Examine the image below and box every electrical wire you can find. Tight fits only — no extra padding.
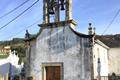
[0,0,39,31]
[4,19,41,40]
[0,0,31,19]
[102,9,120,35]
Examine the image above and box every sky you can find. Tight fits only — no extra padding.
[0,0,120,41]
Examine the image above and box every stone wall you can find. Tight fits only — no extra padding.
[27,25,92,80]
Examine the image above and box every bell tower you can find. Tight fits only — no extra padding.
[43,0,73,23]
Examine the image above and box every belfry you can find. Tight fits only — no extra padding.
[43,0,72,23]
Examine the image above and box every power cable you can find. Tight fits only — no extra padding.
[0,0,39,31]
[102,9,120,35]
[5,19,41,40]
[0,0,31,19]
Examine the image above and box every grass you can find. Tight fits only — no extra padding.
[0,53,9,59]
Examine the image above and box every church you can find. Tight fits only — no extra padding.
[25,0,94,80]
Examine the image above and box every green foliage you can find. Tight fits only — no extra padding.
[0,38,26,64]
[0,54,9,59]
[11,44,26,64]
[0,38,24,46]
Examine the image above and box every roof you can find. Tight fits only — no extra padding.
[96,34,120,48]
[95,39,109,49]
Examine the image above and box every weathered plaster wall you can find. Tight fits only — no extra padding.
[26,40,36,77]
[109,47,120,75]
[93,43,108,78]
[28,25,92,80]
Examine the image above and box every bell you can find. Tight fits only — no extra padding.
[49,10,55,15]
[49,8,55,15]
[60,0,65,10]
[61,4,65,10]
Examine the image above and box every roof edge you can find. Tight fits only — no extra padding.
[95,39,109,49]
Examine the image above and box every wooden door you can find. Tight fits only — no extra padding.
[46,66,61,80]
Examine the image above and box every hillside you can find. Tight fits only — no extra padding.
[0,38,25,46]
[96,34,120,48]
[0,38,26,63]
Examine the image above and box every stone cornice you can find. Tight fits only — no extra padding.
[38,20,77,28]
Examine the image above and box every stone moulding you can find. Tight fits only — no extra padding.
[38,19,77,28]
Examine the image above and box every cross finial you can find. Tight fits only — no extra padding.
[88,23,93,35]
[25,30,30,39]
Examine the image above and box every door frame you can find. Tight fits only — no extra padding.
[42,62,63,80]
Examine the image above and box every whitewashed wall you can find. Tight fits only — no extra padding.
[27,25,92,80]
[0,51,23,77]
[109,47,120,75]
[93,41,109,78]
